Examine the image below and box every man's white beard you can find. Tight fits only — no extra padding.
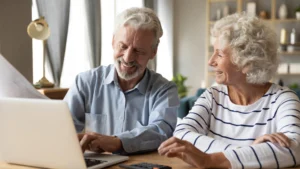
[114,58,142,81]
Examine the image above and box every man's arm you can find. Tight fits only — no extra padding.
[64,74,87,132]
[115,82,179,154]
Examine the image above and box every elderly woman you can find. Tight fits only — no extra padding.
[159,13,300,168]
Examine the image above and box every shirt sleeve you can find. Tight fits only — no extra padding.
[115,82,179,154]
[174,89,243,153]
[63,74,87,132]
[223,92,300,169]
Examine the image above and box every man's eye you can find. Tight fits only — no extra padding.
[134,49,145,54]
[120,45,127,50]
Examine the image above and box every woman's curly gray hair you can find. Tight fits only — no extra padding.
[114,7,163,49]
[211,13,279,84]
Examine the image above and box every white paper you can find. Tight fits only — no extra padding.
[0,54,48,99]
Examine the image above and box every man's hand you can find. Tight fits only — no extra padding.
[158,137,230,169]
[252,132,290,147]
[78,132,123,153]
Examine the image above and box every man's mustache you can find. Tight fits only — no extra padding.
[117,58,139,67]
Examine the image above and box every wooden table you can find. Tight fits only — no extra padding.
[1,151,300,169]
[0,152,196,169]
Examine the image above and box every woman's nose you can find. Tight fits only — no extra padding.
[208,55,217,67]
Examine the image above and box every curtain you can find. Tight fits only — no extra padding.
[144,0,157,72]
[36,0,70,87]
[85,0,101,68]
[154,0,174,80]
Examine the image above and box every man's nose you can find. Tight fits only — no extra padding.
[123,48,136,63]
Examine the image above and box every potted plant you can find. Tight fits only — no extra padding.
[296,6,300,20]
[172,74,188,98]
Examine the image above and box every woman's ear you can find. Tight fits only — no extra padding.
[242,65,250,74]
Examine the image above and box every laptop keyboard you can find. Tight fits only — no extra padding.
[85,158,107,167]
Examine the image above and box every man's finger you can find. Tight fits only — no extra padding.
[78,133,85,141]
[80,135,96,152]
[90,139,104,153]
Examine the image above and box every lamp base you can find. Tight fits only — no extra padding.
[34,77,54,88]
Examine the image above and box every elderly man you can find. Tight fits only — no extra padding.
[64,7,179,154]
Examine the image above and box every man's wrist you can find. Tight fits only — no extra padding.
[112,136,123,152]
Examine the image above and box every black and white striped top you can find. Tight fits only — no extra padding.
[174,84,300,169]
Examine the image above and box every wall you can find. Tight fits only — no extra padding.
[0,0,32,82]
[174,0,207,96]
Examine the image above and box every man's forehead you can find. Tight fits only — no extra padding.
[114,26,155,45]
[116,25,154,36]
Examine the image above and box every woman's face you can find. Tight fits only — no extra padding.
[208,37,246,85]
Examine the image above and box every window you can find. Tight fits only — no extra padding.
[32,0,172,88]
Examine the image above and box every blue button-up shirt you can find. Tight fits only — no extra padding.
[64,65,179,153]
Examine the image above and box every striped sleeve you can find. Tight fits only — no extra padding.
[223,91,300,169]
[174,88,240,153]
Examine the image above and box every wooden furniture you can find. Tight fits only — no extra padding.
[206,0,300,87]
[1,151,300,169]
[0,151,196,169]
[37,88,69,100]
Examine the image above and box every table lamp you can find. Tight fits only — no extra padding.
[27,17,54,88]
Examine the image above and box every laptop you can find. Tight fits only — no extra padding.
[0,98,129,169]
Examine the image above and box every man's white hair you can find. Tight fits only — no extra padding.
[114,7,163,48]
[212,13,279,84]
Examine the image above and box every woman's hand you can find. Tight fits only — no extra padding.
[158,137,230,169]
[252,132,290,147]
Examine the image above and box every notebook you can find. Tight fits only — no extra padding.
[0,98,129,169]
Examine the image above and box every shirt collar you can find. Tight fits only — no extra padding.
[134,69,149,95]
[103,66,115,85]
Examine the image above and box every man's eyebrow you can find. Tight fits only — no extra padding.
[119,42,126,45]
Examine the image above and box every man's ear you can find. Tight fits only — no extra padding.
[151,41,159,59]
[150,47,157,59]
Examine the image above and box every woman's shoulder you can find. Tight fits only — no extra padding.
[266,83,299,102]
[207,85,228,97]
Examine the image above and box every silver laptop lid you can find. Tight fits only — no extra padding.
[0,98,86,169]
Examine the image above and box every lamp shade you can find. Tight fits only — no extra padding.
[27,17,50,40]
